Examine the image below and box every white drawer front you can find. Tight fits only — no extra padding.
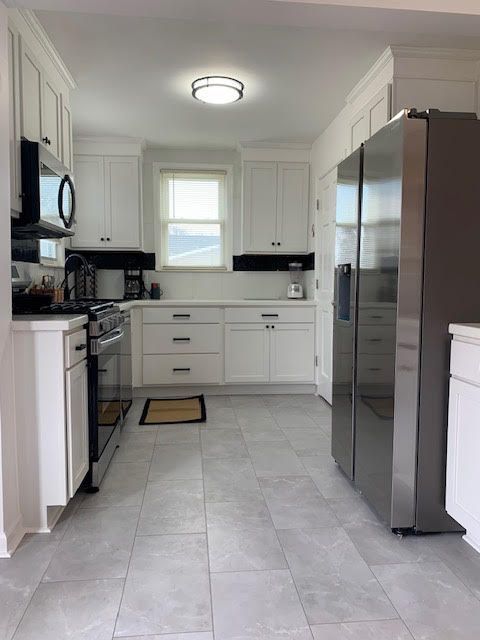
[143,354,221,385]
[358,308,396,326]
[357,325,396,355]
[143,307,221,324]
[65,329,88,369]
[143,324,221,355]
[451,340,480,385]
[225,306,314,324]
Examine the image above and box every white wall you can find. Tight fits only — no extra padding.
[0,1,21,557]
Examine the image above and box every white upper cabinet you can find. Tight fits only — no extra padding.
[105,156,142,249]
[243,161,278,253]
[71,156,106,248]
[19,39,42,144]
[276,162,309,253]
[72,150,143,250]
[8,23,22,214]
[350,84,391,151]
[9,10,75,214]
[61,96,73,171]
[42,75,62,160]
[243,161,309,254]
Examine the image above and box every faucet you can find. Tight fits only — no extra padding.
[64,253,94,300]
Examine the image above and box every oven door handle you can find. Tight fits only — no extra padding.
[96,329,125,353]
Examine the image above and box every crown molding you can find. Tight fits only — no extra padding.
[390,45,480,61]
[346,45,480,106]
[346,46,393,105]
[238,141,312,151]
[16,9,76,90]
[74,136,147,148]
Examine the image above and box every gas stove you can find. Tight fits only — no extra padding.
[40,299,123,337]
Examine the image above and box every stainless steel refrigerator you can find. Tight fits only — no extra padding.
[332,109,480,533]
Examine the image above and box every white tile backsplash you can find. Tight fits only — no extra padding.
[95,269,313,301]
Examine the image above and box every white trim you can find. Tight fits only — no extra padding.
[73,137,146,157]
[390,45,480,61]
[153,162,234,272]
[15,9,77,89]
[346,47,394,105]
[0,514,25,558]
[238,141,312,150]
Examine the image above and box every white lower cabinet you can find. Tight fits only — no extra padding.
[225,324,270,383]
[225,322,314,384]
[270,324,314,383]
[446,349,480,552]
[13,325,89,533]
[65,360,89,498]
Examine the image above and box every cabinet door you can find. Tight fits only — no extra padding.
[243,161,277,253]
[71,155,106,248]
[19,38,43,143]
[270,323,314,383]
[350,111,368,152]
[276,162,309,253]
[61,95,73,171]
[446,377,480,543]
[65,360,89,498]
[225,324,270,383]
[367,84,391,138]
[105,156,141,249]
[8,25,22,213]
[42,76,62,159]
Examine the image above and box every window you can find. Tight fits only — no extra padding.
[159,170,227,269]
[39,239,64,267]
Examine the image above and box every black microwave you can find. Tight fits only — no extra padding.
[12,139,76,239]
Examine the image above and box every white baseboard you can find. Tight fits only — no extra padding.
[0,514,25,558]
[134,384,316,398]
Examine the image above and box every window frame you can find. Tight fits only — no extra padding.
[153,162,233,272]
[39,239,65,268]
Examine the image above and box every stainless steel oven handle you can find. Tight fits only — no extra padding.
[96,329,125,353]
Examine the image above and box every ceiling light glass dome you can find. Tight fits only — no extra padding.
[192,76,244,105]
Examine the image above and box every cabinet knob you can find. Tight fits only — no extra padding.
[271,241,275,246]
[100,237,105,241]
[106,237,111,242]
[277,242,281,246]
[42,136,48,144]
[272,325,275,329]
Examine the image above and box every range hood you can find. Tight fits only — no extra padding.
[11,218,75,240]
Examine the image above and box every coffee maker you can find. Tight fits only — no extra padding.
[287,262,304,299]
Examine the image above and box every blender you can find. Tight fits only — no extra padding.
[287,262,304,299]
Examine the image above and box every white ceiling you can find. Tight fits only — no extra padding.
[30,1,480,149]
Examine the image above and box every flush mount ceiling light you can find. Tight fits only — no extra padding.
[191,76,244,105]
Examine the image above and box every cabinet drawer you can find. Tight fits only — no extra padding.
[451,340,480,385]
[143,354,221,385]
[358,308,396,326]
[143,307,221,324]
[225,306,314,324]
[357,326,396,355]
[65,329,88,369]
[143,324,221,354]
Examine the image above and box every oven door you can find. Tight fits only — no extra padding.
[90,327,124,463]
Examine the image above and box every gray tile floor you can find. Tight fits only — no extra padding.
[2,394,480,639]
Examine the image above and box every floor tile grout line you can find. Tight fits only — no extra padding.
[200,399,218,640]
[9,496,86,638]
[112,422,156,639]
